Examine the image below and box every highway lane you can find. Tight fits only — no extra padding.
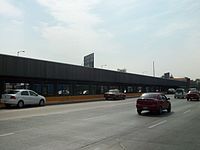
[0,95,200,150]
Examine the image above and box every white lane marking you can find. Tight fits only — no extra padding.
[148,120,167,129]
[0,132,14,137]
[82,115,107,121]
[183,109,191,114]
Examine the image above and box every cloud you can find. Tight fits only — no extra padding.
[0,0,22,18]
[155,22,190,37]
[37,0,102,27]
[35,0,118,54]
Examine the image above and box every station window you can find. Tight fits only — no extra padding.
[90,85,96,95]
[75,84,89,95]
[128,86,133,93]
[110,86,119,90]
[57,84,72,96]
[31,84,42,94]
[96,85,109,94]
[42,84,54,96]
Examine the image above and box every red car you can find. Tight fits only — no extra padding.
[186,91,200,101]
[104,89,126,100]
[136,93,171,115]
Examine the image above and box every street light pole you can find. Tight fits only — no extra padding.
[17,50,25,56]
[153,61,155,77]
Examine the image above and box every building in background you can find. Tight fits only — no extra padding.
[117,68,127,73]
[162,72,174,79]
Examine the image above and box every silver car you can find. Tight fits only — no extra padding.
[174,88,186,99]
[1,89,46,108]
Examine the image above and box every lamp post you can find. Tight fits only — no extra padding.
[153,61,155,77]
[17,50,25,56]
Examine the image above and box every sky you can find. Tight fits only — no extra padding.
[0,0,200,80]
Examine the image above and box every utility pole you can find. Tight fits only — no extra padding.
[153,61,155,77]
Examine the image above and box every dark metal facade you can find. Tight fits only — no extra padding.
[0,54,187,96]
[0,54,185,86]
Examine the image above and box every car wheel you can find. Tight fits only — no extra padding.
[167,104,171,113]
[137,109,142,115]
[158,107,162,115]
[39,99,45,106]
[17,101,24,108]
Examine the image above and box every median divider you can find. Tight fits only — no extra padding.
[46,95,105,105]
[0,93,142,108]
[46,93,141,105]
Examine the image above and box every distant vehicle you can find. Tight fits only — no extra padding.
[58,90,70,96]
[186,91,200,101]
[167,88,176,94]
[1,89,46,108]
[188,88,198,92]
[104,89,126,100]
[82,90,89,95]
[174,88,186,99]
[136,93,171,115]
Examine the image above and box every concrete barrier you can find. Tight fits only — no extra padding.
[46,95,104,104]
[0,93,142,108]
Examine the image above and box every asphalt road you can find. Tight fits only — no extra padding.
[0,95,200,150]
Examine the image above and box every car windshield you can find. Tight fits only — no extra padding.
[7,90,19,94]
[109,89,119,93]
[176,90,183,93]
[141,93,158,99]
[189,91,198,94]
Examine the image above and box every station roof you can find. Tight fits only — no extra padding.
[0,54,186,87]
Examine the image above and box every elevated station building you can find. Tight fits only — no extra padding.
[0,54,187,97]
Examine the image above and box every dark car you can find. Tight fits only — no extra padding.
[104,89,126,100]
[186,91,200,101]
[136,93,171,115]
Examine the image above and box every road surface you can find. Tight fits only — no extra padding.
[0,95,200,150]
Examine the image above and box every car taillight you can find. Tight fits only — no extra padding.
[10,96,16,99]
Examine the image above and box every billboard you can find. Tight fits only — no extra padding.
[84,53,94,68]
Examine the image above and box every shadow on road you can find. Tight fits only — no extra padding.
[138,111,174,118]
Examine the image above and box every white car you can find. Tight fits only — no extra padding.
[1,89,46,108]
